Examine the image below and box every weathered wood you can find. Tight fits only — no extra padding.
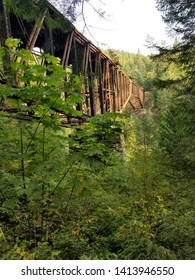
[26,9,48,51]
[97,56,104,114]
[115,68,120,112]
[82,44,90,115]
[106,60,111,112]
[0,0,145,119]
[111,65,116,112]
[88,50,96,116]
[84,44,90,74]
[62,30,74,69]
[102,59,106,113]
[73,36,79,74]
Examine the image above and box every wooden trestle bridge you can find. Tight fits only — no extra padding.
[0,0,144,121]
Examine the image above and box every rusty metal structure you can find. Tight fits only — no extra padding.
[0,0,144,119]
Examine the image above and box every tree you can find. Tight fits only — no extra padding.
[156,0,195,41]
[48,0,108,42]
[0,38,125,259]
[153,0,195,176]
[48,0,107,23]
[48,0,83,21]
[154,0,195,92]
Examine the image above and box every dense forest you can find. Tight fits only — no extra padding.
[0,0,194,260]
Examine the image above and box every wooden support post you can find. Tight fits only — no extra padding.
[126,77,129,100]
[106,60,111,112]
[61,30,74,119]
[119,71,123,110]
[82,44,87,75]
[139,88,144,108]
[61,33,70,68]
[124,75,126,103]
[82,43,90,115]
[126,77,128,101]
[111,65,116,112]
[115,68,120,112]
[73,37,79,74]
[98,57,104,114]
[84,44,90,74]
[88,49,95,116]
[120,77,133,112]
[102,59,106,113]
[104,60,108,111]
[130,79,132,97]
[72,36,83,112]
[123,75,125,104]
[26,9,48,51]
[61,30,74,70]
[94,52,101,114]
[132,82,135,96]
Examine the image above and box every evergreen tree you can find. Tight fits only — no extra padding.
[154,0,195,93]
[154,0,195,176]
[48,0,83,21]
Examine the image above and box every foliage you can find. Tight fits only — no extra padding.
[48,0,106,26]
[0,38,126,259]
[151,0,195,177]
[156,0,195,42]
[0,27,195,260]
[153,0,195,92]
[5,0,73,32]
[5,0,51,23]
[159,95,195,177]
[48,0,83,21]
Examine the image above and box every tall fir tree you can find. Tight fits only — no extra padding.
[154,0,195,176]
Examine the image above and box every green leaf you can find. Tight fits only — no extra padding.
[5,38,21,49]
[2,198,18,210]
[15,49,34,62]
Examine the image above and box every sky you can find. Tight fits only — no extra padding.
[74,0,174,55]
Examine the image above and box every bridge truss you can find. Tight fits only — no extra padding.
[0,0,144,120]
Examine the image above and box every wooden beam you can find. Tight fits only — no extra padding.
[94,52,101,114]
[88,49,95,116]
[111,65,116,112]
[120,94,132,113]
[115,68,120,112]
[73,36,79,74]
[102,59,106,113]
[82,44,90,115]
[106,60,111,112]
[98,56,104,114]
[26,9,48,51]
[61,30,74,70]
